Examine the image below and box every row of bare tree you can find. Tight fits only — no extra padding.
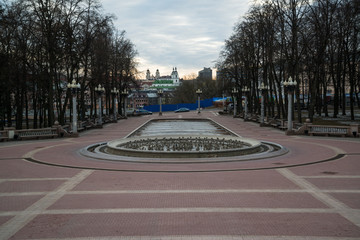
[217,0,359,122]
[0,0,138,129]
[171,77,218,104]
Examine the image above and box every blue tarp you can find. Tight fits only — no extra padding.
[143,98,214,112]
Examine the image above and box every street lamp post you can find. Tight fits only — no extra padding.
[157,89,163,116]
[67,80,81,134]
[111,87,118,122]
[231,87,238,117]
[95,84,105,125]
[196,89,202,114]
[121,89,129,118]
[242,86,250,120]
[259,83,269,125]
[282,77,297,132]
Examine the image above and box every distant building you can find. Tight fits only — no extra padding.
[198,67,212,80]
[129,91,159,108]
[142,67,181,90]
[131,67,182,108]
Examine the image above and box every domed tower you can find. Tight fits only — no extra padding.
[155,69,160,79]
[171,67,179,85]
[146,69,151,80]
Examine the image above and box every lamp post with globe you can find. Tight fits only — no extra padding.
[95,84,105,125]
[111,87,118,122]
[67,80,81,134]
[282,77,297,132]
[259,83,269,125]
[231,87,239,117]
[196,89,202,114]
[242,86,250,120]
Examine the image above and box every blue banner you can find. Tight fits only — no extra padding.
[143,98,214,112]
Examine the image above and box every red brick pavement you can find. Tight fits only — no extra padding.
[0,110,359,240]
[48,192,328,209]
[10,213,360,238]
[0,195,44,212]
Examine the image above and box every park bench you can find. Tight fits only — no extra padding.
[269,119,281,127]
[278,124,288,131]
[77,121,86,132]
[15,128,58,140]
[78,121,90,132]
[307,125,348,137]
[248,114,258,122]
[268,119,287,130]
[78,120,97,131]
[103,115,113,123]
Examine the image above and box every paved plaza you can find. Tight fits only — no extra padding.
[0,110,359,240]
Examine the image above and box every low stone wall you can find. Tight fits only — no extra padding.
[15,128,58,140]
[290,123,359,137]
[240,114,359,138]
[0,127,60,141]
[0,114,122,141]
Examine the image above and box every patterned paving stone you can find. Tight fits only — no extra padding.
[72,170,300,191]
[0,180,67,193]
[305,178,360,190]
[329,193,360,209]
[49,192,328,209]
[0,195,45,211]
[10,212,360,239]
[0,159,80,179]
[0,111,359,239]
[0,216,12,227]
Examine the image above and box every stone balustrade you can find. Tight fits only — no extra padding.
[15,128,58,140]
[307,125,356,137]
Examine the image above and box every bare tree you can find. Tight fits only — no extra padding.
[217,0,359,123]
[0,0,138,129]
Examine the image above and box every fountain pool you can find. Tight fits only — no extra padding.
[80,118,288,163]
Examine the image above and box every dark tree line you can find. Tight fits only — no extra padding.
[0,0,138,130]
[217,0,359,122]
[171,76,217,104]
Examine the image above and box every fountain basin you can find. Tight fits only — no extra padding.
[80,118,288,163]
[105,135,263,158]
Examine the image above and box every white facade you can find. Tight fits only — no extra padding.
[145,67,181,89]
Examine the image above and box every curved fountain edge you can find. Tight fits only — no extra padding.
[79,140,288,163]
[78,118,289,163]
[106,135,262,158]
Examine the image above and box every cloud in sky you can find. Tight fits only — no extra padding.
[100,0,250,78]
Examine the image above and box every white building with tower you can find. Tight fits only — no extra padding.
[144,67,181,90]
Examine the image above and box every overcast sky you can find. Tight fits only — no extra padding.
[101,0,251,79]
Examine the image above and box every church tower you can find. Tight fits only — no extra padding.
[146,69,151,80]
[171,67,179,85]
[155,69,160,79]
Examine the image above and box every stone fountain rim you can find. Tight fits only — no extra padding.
[79,140,288,163]
[103,135,265,158]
